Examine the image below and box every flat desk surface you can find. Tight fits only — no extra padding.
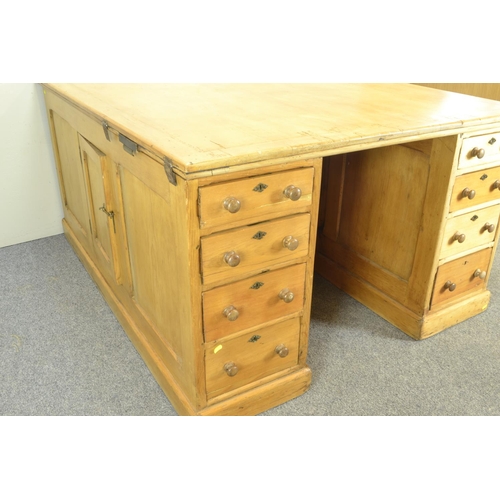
[44,83,500,173]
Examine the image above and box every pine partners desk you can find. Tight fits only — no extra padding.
[42,84,500,415]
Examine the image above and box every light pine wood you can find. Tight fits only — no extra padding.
[43,85,324,415]
[315,128,500,339]
[432,249,492,306]
[458,131,500,170]
[199,168,314,230]
[205,318,300,399]
[201,213,310,284]
[42,83,500,413]
[43,84,500,173]
[199,366,312,416]
[317,135,460,316]
[202,264,306,342]
[439,205,500,259]
[51,112,92,250]
[418,84,500,102]
[45,89,204,411]
[450,166,500,212]
[336,144,430,280]
[78,135,120,283]
[420,290,491,339]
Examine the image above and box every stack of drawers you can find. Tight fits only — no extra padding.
[432,130,500,307]
[197,166,316,400]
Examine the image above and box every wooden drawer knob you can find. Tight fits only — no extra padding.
[223,250,241,267]
[474,269,487,280]
[275,344,289,358]
[444,281,456,292]
[462,187,476,200]
[453,232,466,243]
[278,288,294,303]
[283,185,302,201]
[493,180,500,190]
[471,147,486,159]
[283,235,299,251]
[224,362,238,377]
[484,222,496,233]
[223,197,241,213]
[223,305,239,321]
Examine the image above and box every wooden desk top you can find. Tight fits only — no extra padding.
[43,83,500,173]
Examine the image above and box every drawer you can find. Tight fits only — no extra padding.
[458,131,500,170]
[440,205,500,259]
[202,263,306,342]
[450,166,500,212]
[198,168,314,229]
[431,248,492,307]
[201,213,310,284]
[205,318,300,399]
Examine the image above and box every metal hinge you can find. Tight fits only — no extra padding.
[119,133,138,156]
[164,157,177,186]
[102,120,111,141]
[118,132,177,186]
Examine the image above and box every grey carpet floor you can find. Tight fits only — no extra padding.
[1,234,499,416]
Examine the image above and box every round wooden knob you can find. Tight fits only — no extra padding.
[223,197,241,213]
[275,344,289,358]
[444,281,456,292]
[224,362,238,377]
[474,269,487,280]
[453,232,466,243]
[484,222,496,233]
[471,147,485,159]
[283,235,299,251]
[223,305,239,321]
[223,250,240,267]
[278,288,294,303]
[493,180,500,190]
[283,185,302,201]
[462,188,476,200]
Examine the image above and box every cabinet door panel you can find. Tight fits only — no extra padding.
[79,135,120,283]
[337,145,430,280]
[51,112,91,247]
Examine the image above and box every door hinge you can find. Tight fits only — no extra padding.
[102,120,111,141]
[118,132,177,186]
[164,157,177,186]
[119,133,138,156]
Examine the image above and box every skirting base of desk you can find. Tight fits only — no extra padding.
[315,252,491,340]
[63,219,311,415]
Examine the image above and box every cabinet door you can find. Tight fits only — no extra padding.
[51,112,92,250]
[78,135,121,283]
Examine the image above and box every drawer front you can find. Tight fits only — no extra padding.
[199,168,314,229]
[458,132,500,170]
[202,264,306,342]
[205,318,300,398]
[450,166,500,212]
[201,213,310,284]
[440,205,500,259]
[431,248,492,307]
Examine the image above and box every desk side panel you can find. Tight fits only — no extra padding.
[43,89,204,413]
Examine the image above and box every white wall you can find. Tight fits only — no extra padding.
[0,83,63,248]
